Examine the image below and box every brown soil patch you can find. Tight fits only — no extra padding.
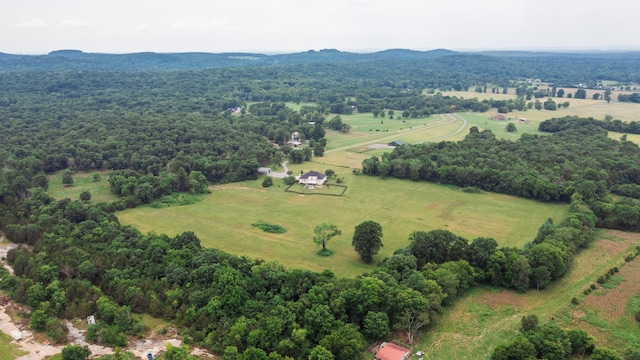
[477,290,528,310]
[437,201,464,220]
[582,258,640,319]
[597,239,633,256]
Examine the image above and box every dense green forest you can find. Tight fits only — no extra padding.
[1,52,640,359]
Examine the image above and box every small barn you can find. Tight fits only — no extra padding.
[388,140,407,147]
[375,342,411,360]
[296,171,327,186]
[492,114,507,121]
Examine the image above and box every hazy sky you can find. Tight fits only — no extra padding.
[2,0,639,54]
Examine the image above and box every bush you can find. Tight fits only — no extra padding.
[583,289,591,295]
[46,318,70,344]
[590,283,597,290]
[251,221,287,234]
[636,311,640,323]
[262,177,273,188]
[283,176,296,185]
[597,276,606,284]
[571,297,580,305]
[30,309,48,331]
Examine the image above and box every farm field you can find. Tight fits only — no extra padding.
[439,90,640,122]
[110,168,566,277]
[418,229,640,359]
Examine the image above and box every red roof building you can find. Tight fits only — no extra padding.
[375,342,411,360]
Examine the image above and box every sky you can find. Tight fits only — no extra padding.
[2,0,639,54]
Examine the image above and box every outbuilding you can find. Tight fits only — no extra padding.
[388,140,407,147]
[375,342,411,360]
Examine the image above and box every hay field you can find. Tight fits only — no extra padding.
[114,167,566,277]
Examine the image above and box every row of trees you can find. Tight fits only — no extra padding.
[492,314,632,360]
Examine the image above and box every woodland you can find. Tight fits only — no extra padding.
[1,50,640,359]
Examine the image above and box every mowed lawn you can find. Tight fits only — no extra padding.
[118,171,566,277]
[418,229,640,359]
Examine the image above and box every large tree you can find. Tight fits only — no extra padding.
[313,223,341,254]
[352,220,383,263]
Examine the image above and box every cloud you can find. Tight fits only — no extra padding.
[16,18,48,28]
[131,24,148,31]
[171,16,245,32]
[60,18,92,27]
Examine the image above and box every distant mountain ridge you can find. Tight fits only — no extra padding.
[1,48,639,71]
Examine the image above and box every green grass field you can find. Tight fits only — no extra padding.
[46,171,118,204]
[439,90,640,122]
[418,229,640,359]
[114,167,566,277]
[0,332,26,360]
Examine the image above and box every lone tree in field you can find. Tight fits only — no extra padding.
[505,122,517,132]
[62,169,74,187]
[352,220,383,263]
[313,223,341,255]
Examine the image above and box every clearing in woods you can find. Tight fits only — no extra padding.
[110,171,567,277]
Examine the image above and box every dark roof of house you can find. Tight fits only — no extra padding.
[388,140,407,146]
[299,171,326,179]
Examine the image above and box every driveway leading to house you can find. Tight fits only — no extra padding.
[268,162,290,178]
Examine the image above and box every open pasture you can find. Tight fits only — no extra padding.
[116,168,566,277]
[439,90,640,122]
[418,229,640,359]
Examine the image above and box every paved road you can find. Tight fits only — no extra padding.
[268,162,290,178]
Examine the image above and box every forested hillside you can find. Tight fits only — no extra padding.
[1,52,640,359]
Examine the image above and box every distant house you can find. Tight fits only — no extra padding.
[492,114,507,121]
[375,342,411,360]
[287,131,303,147]
[296,171,327,186]
[388,140,407,147]
[258,167,271,175]
[519,118,527,123]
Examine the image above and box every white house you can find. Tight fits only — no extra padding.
[296,171,327,186]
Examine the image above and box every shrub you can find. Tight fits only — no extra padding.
[251,221,287,234]
[590,284,597,290]
[262,177,273,188]
[636,311,640,323]
[597,276,606,284]
[283,176,296,185]
[583,289,591,295]
[571,297,580,305]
